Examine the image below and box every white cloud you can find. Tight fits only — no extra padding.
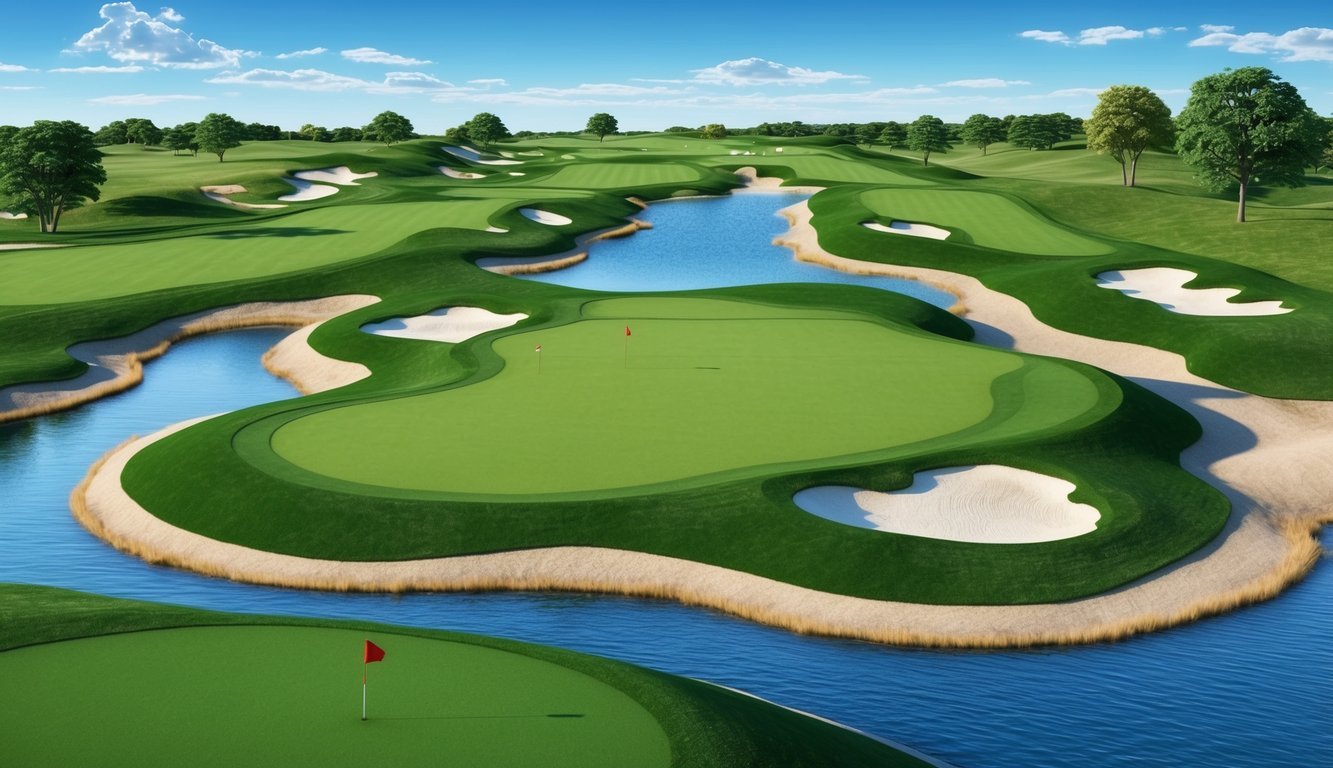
[941,78,1031,88]
[341,47,431,66]
[1021,30,1071,44]
[89,93,205,105]
[1077,26,1146,45]
[1146,27,1166,36]
[1189,26,1333,62]
[73,1,253,69]
[1045,87,1103,98]
[275,47,327,59]
[1200,24,1234,34]
[0,86,41,91]
[0,63,35,72]
[467,78,508,87]
[691,57,866,86]
[208,67,463,94]
[156,6,182,22]
[51,65,145,73]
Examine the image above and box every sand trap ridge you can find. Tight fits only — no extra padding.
[361,306,528,343]
[291,166,378,186]
[862,220,951,241]
[1097,268,1293,316]
[442,145,523,165]
[439,166,485,179]
[0,212,28,220]
[794,465,1100,544]
[278,179,340,202]
[520,208,572,226]
[200,185,287,210]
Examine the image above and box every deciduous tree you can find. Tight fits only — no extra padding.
[959,114,1005,156]
[466,112,509,146]
[907,115,951,166]
[585,112,618,142]
[701,123,728,139]
[366,111,413,145]
[878,122,907,149]
[1084,86,1174,186]
[0,120,106,233]
[194,112,243,162]
[1176,67,1323,222]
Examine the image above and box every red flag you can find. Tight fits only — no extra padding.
[624,325,631,337]
[364,640,386,664]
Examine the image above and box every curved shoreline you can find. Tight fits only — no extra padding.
[0,296,378,424]
[66,178,1333,648]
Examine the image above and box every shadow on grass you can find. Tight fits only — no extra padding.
[210,227,349,239]
[375,713,585,721]
[102,196,248,220]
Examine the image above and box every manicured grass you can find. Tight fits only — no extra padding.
[0,584,929,768]
[539,162,705,189]
[272,296,1095,497]
[1,626,669,768]
[858,188,1113,256]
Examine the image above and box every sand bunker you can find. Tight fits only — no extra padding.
[439,166,484,180]
[520,208,572,226]
[442,145,522,166]
[862,220,951,241]
[361,306,528,343]
[0,212,28,220]
[200,185,287,210]
[794,466,1100,544]
[1097,268,1293,317]
[508,172,526,176]
[291,166,378,186]
[0,243,64,251]
[278,179,340,203]
[485,226,509,234]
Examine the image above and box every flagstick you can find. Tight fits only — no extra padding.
[624,334,629,369]
[362,661,368,721]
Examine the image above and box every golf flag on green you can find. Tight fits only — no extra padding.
[625,325,631,337]
[362,640,385,720]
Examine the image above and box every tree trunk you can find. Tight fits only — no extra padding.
[1237,181,1247,223]
[1129,152,1139,187]
[923,150,930,167]
[1120,161,1128,187]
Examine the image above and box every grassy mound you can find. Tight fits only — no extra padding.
[0,584,929,768]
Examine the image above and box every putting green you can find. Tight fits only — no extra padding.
[0,625,669,768]
[858,188,1113,255]
[270,297,1100,497]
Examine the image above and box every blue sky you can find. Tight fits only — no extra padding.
[1,1,1329,132]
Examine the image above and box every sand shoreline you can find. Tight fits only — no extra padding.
[65,176,1333,647]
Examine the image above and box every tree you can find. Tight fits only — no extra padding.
[465,112,509,146]
[878,122,907,149]
[124,118,162,146]
[93,120,128,146]
[959,114,1006,156]
[1084,86,1174,187]
[0,120,107,234]
[701,123,728,140]
[907,115,952,166]
[585,112,618,142]
[1319,117,1333,173]
[299,123,331,142]
[1176,67,1324,222]
[854,124,880,147]
[330,126,362,142]
[366,110,413,145]
[1007,113,1074,151]
[194,112,243,162]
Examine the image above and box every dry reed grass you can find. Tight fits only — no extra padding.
[586,219,653,243]
[489,252,588,276]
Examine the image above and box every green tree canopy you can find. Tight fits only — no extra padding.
[93,120,128,146]
[330,126,362,142]
[0,120,106,234]
[465,112,509,146]
[1084,85,1174,187]
[194,113,243,163]
[959,114,1006,156]
[1007,113,1075,150]
[701,123,728,139]
[1176,66,1324,222]
[854,124,881,147]
[878,122,907,148]
[124,118,162,147]
[366,111,414,145]
[585,112,619,142]
[907,115,952,166]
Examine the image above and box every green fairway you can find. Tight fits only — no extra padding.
[857,188,1113,256]
[0,625,668,768]
[752,153,935,185]
[0,585,931,767]
[270,296,1097,497]
[538,162,704,189]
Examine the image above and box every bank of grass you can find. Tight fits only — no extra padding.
[0,584,930,768]
[121,283,1226,606]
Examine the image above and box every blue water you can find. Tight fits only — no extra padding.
[515,193,957,308]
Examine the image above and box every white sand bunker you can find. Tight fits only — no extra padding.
[279,178,340,202]
[291,166,378,186]
[862,220,951,241]
[485,226,508,234]
[520,208,572,226]
[793,465,1100,544]
[361,306,527,343]
[1097,267,1292,317]
[0,212,28,220]
[200,185,287,210]
[439,165,485,180]
[442,145,522,165]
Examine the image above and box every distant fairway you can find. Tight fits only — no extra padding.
[540,162,703,189]
[0,191,589,305]
[858,188,1113,255]
[762,153,935,185]
[271,296,1099,497]
[0,625,669,768]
